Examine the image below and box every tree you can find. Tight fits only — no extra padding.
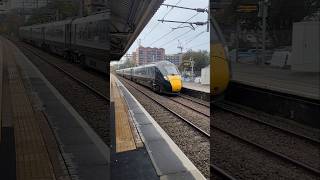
[180,50,209,76]
[0,12,24,35]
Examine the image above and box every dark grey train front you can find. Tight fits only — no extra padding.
[117,61,182,93]
[19,12,110,73]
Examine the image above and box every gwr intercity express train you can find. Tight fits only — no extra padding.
[19,11,110,73]
[211,15,230,96]
[116,61,182,94]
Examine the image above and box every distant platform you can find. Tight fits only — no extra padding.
[231,63,320,100]
[183,82,210,93]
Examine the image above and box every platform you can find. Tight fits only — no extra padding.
[183,82,210,93]
[110,74,206,180]
[182,82,210,102]
[231,62,320,100]
[0,36,109,179]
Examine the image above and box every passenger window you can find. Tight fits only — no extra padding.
[150,67,155,77]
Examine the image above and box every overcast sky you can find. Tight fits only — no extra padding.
[127,0,209,55]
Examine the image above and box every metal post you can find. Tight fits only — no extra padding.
[190,58,194,80]
[235,17,240,63]
[207,0,209,32]
[79,0,84,17]
[262,0,268,64]
[256,31,259,64]
[22,0,25,15]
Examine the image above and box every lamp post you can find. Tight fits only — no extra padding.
[190,58,194,80]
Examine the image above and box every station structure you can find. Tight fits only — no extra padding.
[0,0,210,179]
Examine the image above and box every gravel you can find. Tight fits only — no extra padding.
[211,106,320,179]
[213,107,320,170]
[211,127,318,179]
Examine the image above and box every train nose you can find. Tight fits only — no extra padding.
[167,75,182,92]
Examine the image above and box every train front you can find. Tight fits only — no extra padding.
[211,16,230,96]
[157,61,182,93]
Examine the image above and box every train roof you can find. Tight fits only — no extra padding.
[19,11,110,30]
[44,19,74,27]
[118,61,176,71]
[73,11,110,24]
[20,19,73,29]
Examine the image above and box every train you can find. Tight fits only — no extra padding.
[211,15,230,96]
[116,61,182,94]
[19,11,110,73]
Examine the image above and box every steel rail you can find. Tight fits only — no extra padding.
[213,102,320,145]
[211,124,320,176]
[179,94,210,108]
[168,97,210,118]
[210,164,238,180]
[20,44,109,101]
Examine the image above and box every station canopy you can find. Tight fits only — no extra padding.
[110,0,164,61]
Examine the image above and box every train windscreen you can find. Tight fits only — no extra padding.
[159,65,180,76]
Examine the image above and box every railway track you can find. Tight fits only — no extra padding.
[16,41,110,145]
[117,76,210,178]
[21,44,108,100]
[210,164,237,180]
[16,41,108,96]
[211,102,320,179]
[119,76,210,137]
[179,94,210,108]
[168,96,210,117]
[214,102,320,144]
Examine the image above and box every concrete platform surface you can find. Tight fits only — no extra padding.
[0,36,110,180]
[111,74,206,180]
[232,63,320,100]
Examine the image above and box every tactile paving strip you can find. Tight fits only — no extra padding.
[4,42,56,180]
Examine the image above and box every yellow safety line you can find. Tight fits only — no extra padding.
[111,75,137,153]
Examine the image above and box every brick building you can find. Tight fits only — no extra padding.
[135,46,165,65]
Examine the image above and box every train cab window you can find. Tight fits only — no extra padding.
[147,67,155,77]
[159,65,179,76]
[146,67,150,76]
[135,68,142,76]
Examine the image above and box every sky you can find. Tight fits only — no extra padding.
[126,0,209,55]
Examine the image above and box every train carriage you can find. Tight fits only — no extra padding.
[117,61,182,94]
[44,19,74,55]
[19,11,110,73]
[71,12,110,72]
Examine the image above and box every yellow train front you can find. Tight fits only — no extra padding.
[211,15,230,96]
[118,61,182,94]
